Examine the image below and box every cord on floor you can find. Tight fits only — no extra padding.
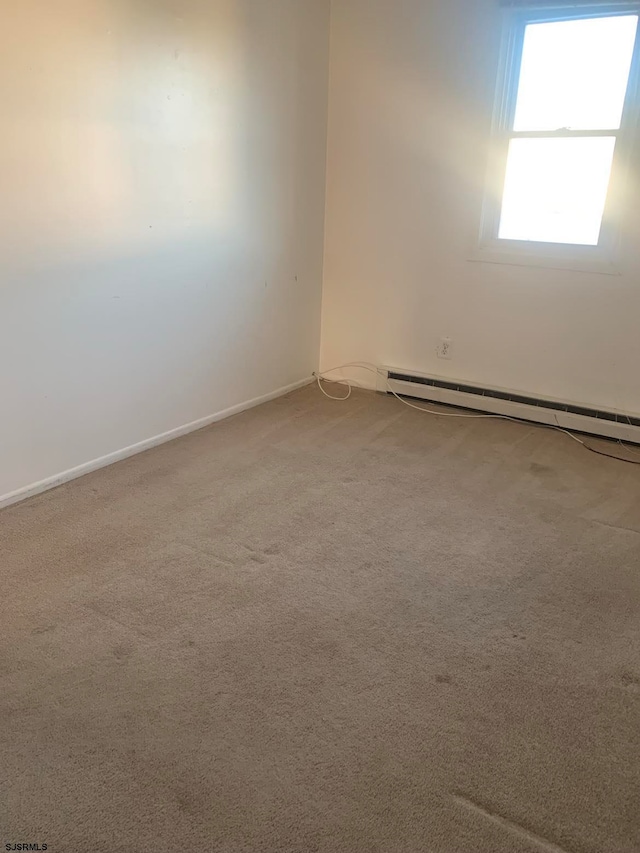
[313,364,640,466]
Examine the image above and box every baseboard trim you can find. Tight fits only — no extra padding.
[0,376,314,511]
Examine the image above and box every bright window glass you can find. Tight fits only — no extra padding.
[513,15,638,132]
[498,14,638,246]
[499,137,616,244]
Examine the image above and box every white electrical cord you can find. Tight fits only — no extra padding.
[315,363,576,424]
[313,363,640,465]
[616,406,640,457]
[315,363,520,419]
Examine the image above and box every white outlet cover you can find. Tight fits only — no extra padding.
[437,337,453,360]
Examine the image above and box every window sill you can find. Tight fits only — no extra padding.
[468,244,621,276]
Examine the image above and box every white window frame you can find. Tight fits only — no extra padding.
[470,3,640,275]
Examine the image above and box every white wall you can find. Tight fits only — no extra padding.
[321,0,640,414]
[0,0,330,501]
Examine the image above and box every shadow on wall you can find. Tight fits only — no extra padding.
[1,0,319,262]
[1,0,247,262]
[0,0,328,498]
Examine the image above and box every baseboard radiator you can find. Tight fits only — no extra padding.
[378,366,640,446]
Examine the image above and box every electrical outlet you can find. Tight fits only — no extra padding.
[437,337,453,360]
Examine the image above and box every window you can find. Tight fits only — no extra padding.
[474,3,640,273]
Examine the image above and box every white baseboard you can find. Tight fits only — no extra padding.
[0,376,314,511]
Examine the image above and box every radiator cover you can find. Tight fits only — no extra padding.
[378,367,640,446]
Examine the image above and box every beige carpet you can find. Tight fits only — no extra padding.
[2,385,640,853]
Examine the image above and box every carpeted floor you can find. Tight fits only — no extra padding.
[2,385,640,853]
